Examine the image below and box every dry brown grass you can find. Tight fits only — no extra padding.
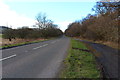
[101,41,119,50]
[74,37,119,50]
[1,38,45,46]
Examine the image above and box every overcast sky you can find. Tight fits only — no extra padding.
[0,0,97,31]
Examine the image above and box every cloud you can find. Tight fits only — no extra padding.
[0,0,72,31]
[55,21,72,32]
[0,0,36,29]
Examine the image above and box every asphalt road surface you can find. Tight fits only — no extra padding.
[1,36,70,78]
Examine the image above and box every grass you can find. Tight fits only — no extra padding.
[0,34,2,38]
[60,39,100,78]
[75,37,119,50]
[0,39,46,49]
[1,37,59,49]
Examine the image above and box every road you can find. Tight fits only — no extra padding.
[1,36,70,78]
[79,39,119,78]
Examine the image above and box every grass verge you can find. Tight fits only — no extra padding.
[75,37,119,50]
[60,39,100,78]
[0,39,47,49]
[0,34,2,38]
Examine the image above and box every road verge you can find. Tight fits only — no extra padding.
[1,39,47,50]
[60,39,101,78]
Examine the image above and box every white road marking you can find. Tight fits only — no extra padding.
[33,44,48,50]
[42,44,48,47]
[33,46,42,50]
[33,47,39,50]
[0,54,16,61]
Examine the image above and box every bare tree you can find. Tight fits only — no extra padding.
[36,12,48,29]
[36,13,44,28]
[36,12,55,29]
[92,1,119,15]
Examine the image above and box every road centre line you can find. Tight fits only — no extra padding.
[0,54,16,61]
[33,46,42,50]
[33,47,39,50]
[33,44,48,50]
[42,44,48,47]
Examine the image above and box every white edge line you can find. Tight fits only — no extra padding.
[0,54,16,61]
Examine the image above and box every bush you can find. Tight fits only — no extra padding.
[3,27,63,40]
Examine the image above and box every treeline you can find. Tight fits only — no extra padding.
[65,1,119,43]
[3,26,63,41]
